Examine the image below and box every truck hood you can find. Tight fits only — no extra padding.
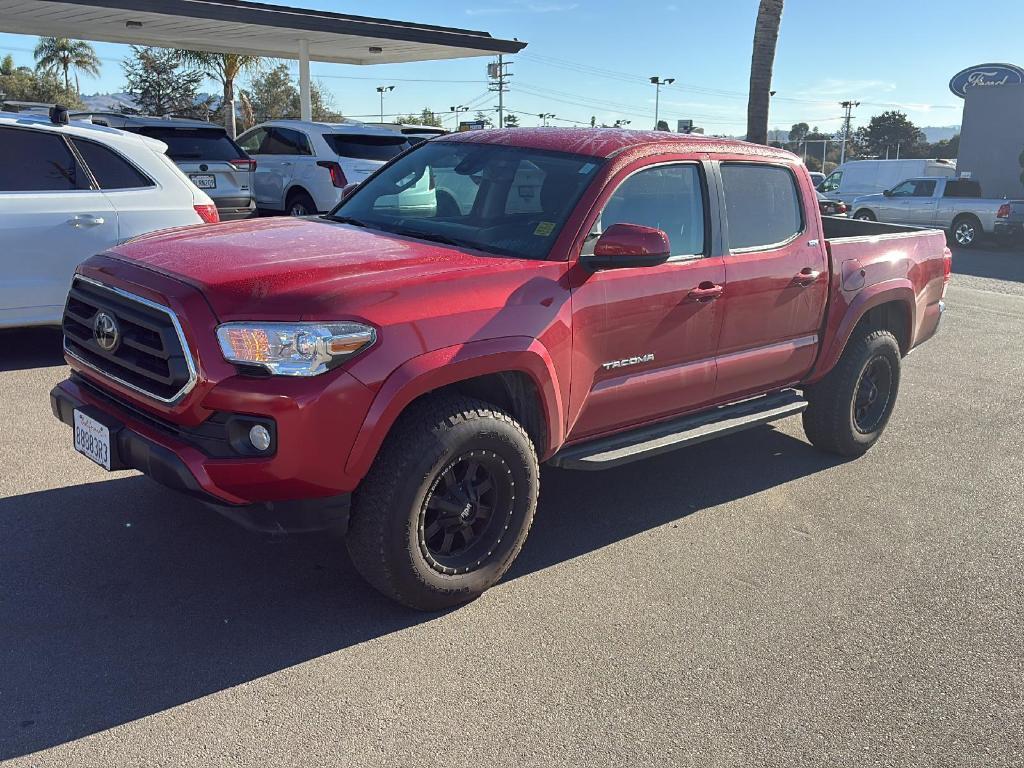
[851,192,885,206]
[109,216,526,320]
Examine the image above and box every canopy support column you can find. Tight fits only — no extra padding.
[299,39,311,121]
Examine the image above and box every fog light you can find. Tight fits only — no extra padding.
[249,424,271,452]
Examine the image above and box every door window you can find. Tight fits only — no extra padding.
[237,128,267,154]
[262,127,311,155]
[721,163,803,251]
[0,127,88,191]
[71,139,153,189]
[590,164,706,258]
[889,180,917,197]
[912,180,937,197]
[820,170,842,192]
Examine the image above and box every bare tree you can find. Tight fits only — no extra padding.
[745,0,785,145]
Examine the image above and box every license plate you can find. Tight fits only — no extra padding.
[74,409,111,470]
[189,174,217,189]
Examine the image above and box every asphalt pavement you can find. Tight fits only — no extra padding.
[1,244,1022,767]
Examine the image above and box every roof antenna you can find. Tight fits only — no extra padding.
[49,104,69,125]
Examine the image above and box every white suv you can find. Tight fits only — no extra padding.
[237,120,422,215]
[0,111,219,329]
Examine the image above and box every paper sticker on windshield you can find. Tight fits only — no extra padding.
[534,221,556,236]
[579,162,597,174]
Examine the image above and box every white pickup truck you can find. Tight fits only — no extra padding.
[851,177,1021,248]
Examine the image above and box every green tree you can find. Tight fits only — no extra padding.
[122,46,204,117]
[853,111,925,159]
[33,37,100,94]
[473,110,494,127]
[176,51,261,136]
[1,54,15,76]
[393,107,443,127]
[0,61,82,107]
[503,113,520,128]
[745,0,785,145]
[788,121,809,145]
[240,63,341,126]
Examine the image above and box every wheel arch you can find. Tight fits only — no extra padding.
[345,337,565,480]
[284,184,316,212]
[808,282,915,383]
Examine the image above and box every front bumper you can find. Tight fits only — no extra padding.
[50,375,363,533]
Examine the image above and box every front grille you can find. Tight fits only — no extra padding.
[62,276,196,403]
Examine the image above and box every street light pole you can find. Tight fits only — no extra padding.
[538,112,555,126]
[449,104,468,127]
[649,76,675,129]
[376,85,395,123]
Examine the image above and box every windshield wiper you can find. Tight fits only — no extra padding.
[329,215,368,227]
[388,227,474,249]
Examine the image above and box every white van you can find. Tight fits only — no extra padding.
[819,159,957,205]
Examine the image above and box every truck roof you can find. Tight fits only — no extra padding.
[438,127,796,161]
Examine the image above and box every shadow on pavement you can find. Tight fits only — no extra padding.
[0,327,66,373]
[952,244,1024,283]
[0,425,840,759]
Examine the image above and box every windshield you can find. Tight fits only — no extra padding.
[138,127,245,161]
[323,133,410,161]
[329,141,602,259]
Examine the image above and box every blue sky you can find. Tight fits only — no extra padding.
[2,0,1020,133]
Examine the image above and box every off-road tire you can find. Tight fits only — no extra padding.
[802,327,901,457]
[346,394,539,611]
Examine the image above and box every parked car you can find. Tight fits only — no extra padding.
[0,109,218,329]
[368,122,449,145]
[71,113,257,221]
[851,177,1022,248]
[808,171,826,188]
[992,200,1024,243]
[817,191,848,217]
[50,128,949,610]
[235,120,414,215]
[819,158,957,206]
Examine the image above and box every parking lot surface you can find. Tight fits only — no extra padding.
[1,245,1022,767]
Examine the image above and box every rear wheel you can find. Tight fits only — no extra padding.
[951,214,981,249]
[346,394,539,611]
[802,327,901,457]
[853,209,876,222]
[286,190,317,217]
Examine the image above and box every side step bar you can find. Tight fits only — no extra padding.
[549,389,808,471]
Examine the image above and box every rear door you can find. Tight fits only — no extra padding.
[0,126,117,327]
[712,161,828,402]
[138,126,253,212]
[568,158,727,440]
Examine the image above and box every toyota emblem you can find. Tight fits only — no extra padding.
[93,311,120,352]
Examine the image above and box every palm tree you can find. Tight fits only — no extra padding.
[33,37,101,94]
[176,50,262,136]
[745,0,785,145]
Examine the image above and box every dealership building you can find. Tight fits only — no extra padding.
[952,63,1024,199]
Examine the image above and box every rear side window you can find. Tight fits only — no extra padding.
[261,127,311,155]
[721,163,803,250]
[0,127,87,191]
[71,139,153,189]
[323,133,410,161]
[137,127,245,162]
[944,179,981,198]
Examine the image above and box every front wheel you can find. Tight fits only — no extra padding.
[802,327,901,457]
[853,209,876,222]
[346,395,539,611]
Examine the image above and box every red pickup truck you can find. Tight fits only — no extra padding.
[51,129,950,610]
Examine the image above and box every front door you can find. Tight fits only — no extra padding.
[714,161,828,402]
[568,160,726,441]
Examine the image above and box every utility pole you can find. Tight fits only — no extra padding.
[839,100,860,165]
[376,85,395,123]
[488,55,512,128]
[650,76,675,129]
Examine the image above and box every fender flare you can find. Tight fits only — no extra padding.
[344,336,565,479]
[810,279,916,381]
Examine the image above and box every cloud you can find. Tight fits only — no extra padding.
[466,2,578,15]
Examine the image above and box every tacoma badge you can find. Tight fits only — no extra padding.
[602,353,655,370]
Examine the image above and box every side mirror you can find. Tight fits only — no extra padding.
[341,182,360,200]
[882,188,893,197]
[581,223,671,271]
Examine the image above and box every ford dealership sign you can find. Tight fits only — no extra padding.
[949,63,1024,98]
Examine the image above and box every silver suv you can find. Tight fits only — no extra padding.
[72,113,257,220]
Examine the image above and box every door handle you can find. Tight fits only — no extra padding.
[67,214,105,227]
[280,161,292,166]
[687,282,724,302]
[794,267,821,286]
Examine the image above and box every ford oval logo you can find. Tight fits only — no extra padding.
[93,311,120,353]
[949,63,1024,99]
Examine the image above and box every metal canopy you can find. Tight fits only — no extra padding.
[0,0,526,64]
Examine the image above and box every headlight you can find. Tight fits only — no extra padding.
[216,322,376,376]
